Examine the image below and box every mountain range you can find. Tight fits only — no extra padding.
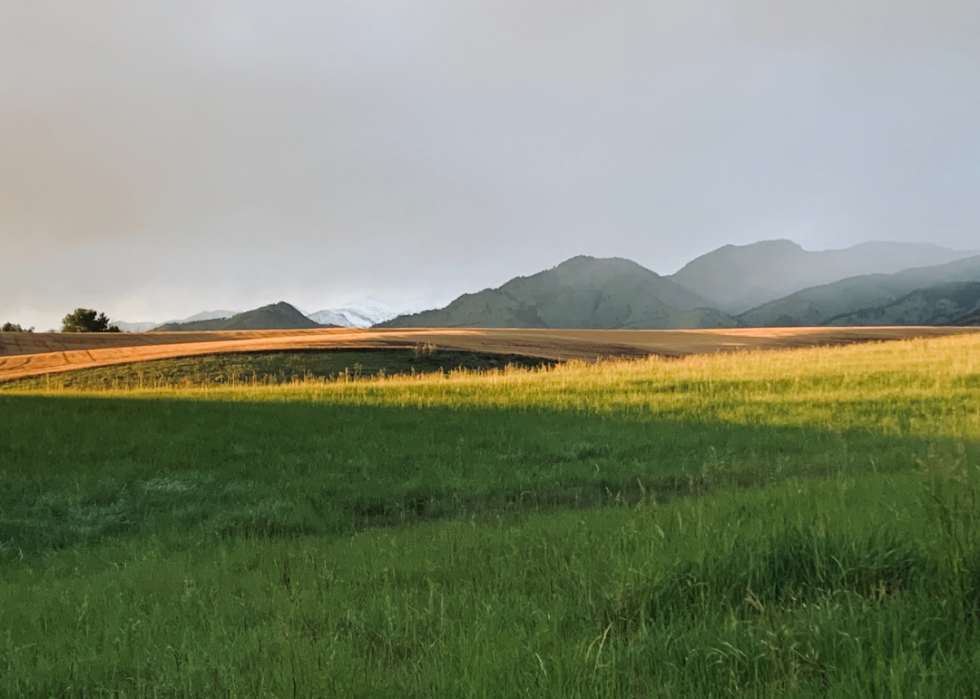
[669,240,973,314]
[154,303,327,331]
[738,255,980,327]
[116,310,239,333]
[118,300,399,332]
[379,256,711,329]
[118,240,980,332]
[382,241,980,330]
[305,299,403,328]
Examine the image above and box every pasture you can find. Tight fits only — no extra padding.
[2,333,980,697]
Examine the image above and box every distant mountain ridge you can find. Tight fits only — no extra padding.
[154,302,330,331]
[306,299,402,329]
[669,240,976,314]
[123,303,399,332]
[739,255,980,327]
[954,306,980,326]
[825,282,980,327]
[381,244,980,331]
[118,240,980,334]
[380,256,713,329]
[116,310,239,333]
[114,321,160,333]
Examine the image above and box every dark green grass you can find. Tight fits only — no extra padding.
[4,394,976,559]
[0,348,550,391]
[2,395,980,697]
[5,468,980,698]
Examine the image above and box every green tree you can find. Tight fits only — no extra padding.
[1,322,33,332]
[61,309,120,333]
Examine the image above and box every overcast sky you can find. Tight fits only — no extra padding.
[2,1,979,328]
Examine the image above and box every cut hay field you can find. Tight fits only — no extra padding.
[2,333,980,697]
[1,325,977,383]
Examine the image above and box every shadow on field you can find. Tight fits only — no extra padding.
[0,349,554,391]
[1,393,977,558]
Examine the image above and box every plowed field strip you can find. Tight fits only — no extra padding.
[1,327,977,382]
[0,328,355,357]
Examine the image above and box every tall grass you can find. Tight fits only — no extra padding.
[2,334,980,697]
[11,334,977,437]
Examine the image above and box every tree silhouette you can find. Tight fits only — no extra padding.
[1,322,33,332]
[61,309,120,333]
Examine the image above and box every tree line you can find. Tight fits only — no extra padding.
[1,308,120,333]
[1,322,32,332]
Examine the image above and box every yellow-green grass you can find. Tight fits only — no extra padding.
[11,333,976,437]
[2,334,980,697]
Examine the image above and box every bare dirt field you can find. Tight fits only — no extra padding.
[1,326,977,382]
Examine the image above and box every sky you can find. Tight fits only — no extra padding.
[2,1,979,329]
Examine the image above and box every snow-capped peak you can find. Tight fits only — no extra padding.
[306,299,402,328]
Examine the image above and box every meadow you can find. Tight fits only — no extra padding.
[2,334,980,697]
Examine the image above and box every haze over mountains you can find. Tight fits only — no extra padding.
[827,283,980,327]
[115,240,980,332]
[378,257,710,330]
[116,310,238,333]
[154,303,326,332]
[118,301,399,332]
[669,241,975,314]
[954,307,980,327]
[740,255,980,327]
[382,240,980,329]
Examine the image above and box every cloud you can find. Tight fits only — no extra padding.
[1,1,979,328]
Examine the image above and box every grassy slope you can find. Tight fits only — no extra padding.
[2,336,980,697]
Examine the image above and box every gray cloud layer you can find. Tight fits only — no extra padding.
[2,1,979,328]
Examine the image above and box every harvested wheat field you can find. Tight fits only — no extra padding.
[1,326,977,382]
[0,328,359,357]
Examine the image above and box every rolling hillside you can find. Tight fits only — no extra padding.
[669,240,975,314]
[155,302,329,331]
[825,282,980,326]
[954,307,980,326]
[739,255,980,326]
[381,256,713,329]
[643,307,742,330]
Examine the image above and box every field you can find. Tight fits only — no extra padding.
[0,349,553,392]
[2,333,980,697]
[2,326,976,382]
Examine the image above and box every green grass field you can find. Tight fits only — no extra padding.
[2,335,980,697]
